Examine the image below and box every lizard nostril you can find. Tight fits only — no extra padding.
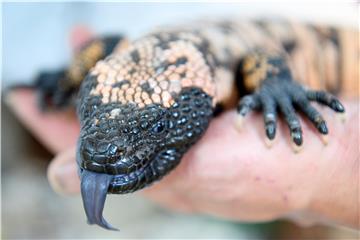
[108,144,118,155]
[108,144,126,158]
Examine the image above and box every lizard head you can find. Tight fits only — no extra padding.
[78,102,184,192]
[76,73,213,230]
[75,34,215,230]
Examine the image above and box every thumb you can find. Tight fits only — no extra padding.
[47,146,80,195]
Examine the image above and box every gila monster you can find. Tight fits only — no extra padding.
[34,19,358,230]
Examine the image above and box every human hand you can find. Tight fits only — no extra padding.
[5,87,359,229]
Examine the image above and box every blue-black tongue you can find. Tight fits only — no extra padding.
[80,170,118,231]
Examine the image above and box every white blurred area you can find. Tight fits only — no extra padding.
[2,2,358,88]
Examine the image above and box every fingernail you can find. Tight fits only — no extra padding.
[234,115,244,131]
[264,137,274,148]
[48,161,79,195]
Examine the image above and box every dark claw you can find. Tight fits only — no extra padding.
[291,129,303,146]
[317,121,328,134]
[266,122,276,140]
[330,99,345,112]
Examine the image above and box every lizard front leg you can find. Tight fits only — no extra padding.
[236,52,345,151]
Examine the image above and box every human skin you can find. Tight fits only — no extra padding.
[5,88,359,229]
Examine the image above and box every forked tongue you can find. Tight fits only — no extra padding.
[80,170,118,231]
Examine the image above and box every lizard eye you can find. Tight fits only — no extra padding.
[152,121,165,133]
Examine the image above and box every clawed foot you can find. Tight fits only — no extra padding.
[236,79,345,151]
[35,69,76,111]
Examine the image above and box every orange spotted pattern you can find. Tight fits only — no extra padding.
[90,35,215,108]
[86,20,358,110]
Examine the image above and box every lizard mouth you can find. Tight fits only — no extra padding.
[80,163,152,230]
[79,148,182,230]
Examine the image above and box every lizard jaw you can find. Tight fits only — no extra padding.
[80,170,118,231]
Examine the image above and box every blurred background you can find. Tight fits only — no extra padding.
[2,2,359,239]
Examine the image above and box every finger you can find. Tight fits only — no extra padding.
[5,88,80,154]
[47,146,80,195]
[70,25,94,52]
